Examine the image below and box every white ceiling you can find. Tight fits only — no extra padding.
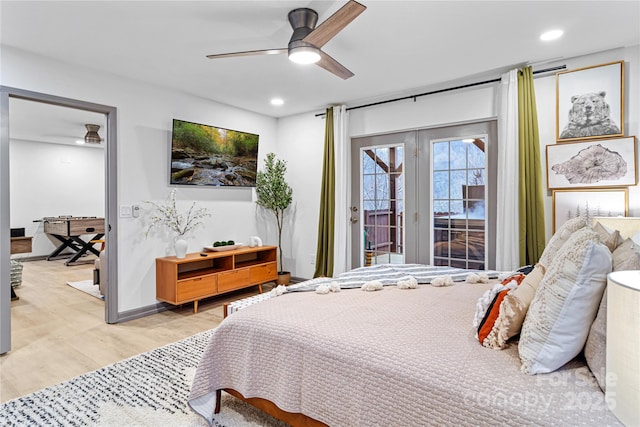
[2,0,639,132]
[9,99,107,148]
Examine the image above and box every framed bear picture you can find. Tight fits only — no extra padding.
[556,61,624,143]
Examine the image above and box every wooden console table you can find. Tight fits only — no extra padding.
[156,246,277,313]
[10,236,32,255]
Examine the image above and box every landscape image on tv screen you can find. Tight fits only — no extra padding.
[170,119,259,187]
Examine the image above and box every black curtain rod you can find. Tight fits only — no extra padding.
[315,65,566,117]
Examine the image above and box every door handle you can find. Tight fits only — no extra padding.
[350,216,358,224]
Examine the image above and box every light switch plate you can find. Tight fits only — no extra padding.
[120,205,133,218]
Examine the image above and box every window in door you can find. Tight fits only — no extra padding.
[431,136,487,269]
[362,145,404,265]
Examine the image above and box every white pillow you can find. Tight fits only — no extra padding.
[519,227,611,375]
[538,216,586,271]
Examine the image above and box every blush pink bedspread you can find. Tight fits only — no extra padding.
[189,282,620,426]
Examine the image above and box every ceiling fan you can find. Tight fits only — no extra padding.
[206,1,366,80]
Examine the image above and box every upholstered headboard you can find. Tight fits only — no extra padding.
[593,217,640,239]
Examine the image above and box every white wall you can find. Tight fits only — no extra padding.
[4,43,638,313]
[9,139,104,259]
[536,45,640,241]
[273,114,326,279]
[349,84,497,138]
[2,46,277,312]
[278,45,640,277]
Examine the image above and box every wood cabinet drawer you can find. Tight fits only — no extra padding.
[249,262,277,284]
[177,275,216,301]
[218,268,251,292]
[156,246,278,313]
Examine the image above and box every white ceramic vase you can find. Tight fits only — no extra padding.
[174,237,188,259]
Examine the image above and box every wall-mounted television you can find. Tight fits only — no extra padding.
[170,119,259,187]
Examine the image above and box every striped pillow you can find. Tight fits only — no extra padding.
[476,274,523,344]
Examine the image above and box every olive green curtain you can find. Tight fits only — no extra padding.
[517,67,546,265]
[314,107,336,277]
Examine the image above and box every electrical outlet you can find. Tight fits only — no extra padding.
[309,253,316,265]
[132,205,140,218]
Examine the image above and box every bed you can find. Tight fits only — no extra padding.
[188,217,638,426]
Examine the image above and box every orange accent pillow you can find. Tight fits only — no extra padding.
[501,273,525,286]
[477,274,525,343]
[477,290,510,342]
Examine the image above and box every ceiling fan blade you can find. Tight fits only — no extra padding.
[206,48,287,59]
[303,0,366,48]
[316,50,354,80]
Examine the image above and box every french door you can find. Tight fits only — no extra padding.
[351,121,497,269]
[350,131,417,267]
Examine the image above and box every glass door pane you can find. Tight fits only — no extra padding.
[361,145,404,265]
[432,137,487,269]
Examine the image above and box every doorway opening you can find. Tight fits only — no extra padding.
[1,87,118,355]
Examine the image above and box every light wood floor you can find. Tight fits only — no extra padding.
[1,258,269,403]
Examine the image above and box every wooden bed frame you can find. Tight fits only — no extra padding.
[215,388,327,427]
[220,304,326,425]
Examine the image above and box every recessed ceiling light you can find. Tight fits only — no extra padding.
[76,140,86,145]
[271,98,284,106]
[540,29,563,41]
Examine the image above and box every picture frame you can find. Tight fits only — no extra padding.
[552,188,628,233]
[546,136,637,189]
[556,61,624,142]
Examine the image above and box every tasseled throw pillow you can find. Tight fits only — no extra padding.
[483,264,544,349]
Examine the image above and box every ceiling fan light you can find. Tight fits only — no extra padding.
[288,46,320,64]
[84,124,102,144]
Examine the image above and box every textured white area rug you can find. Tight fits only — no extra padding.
[96,392,285,427]
[0,330,287,427]
[67,279,104,300]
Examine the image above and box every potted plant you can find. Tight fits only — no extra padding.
[255,152,293,285]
